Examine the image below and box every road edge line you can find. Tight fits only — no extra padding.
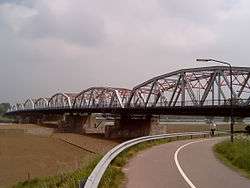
[174,140,205,188]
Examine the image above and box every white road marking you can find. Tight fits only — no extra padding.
[174,140,205,188]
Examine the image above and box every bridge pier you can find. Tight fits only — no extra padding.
[16,115,28,124]
[105,115,160,139]
[58,114,105,133]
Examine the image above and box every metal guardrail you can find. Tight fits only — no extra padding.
[84,131,222,188]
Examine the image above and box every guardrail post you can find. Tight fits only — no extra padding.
[79,180,86,188]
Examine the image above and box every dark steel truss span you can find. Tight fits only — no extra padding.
[48,92,78,109]
[23,99,35,110]
[34,97,49,109]
[128,66,250,108]
[8,66,250,117]
[73,87,131,108]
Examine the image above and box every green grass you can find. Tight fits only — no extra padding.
[98,138,172,188]
[214,134,250,178]
[12,156,102,188]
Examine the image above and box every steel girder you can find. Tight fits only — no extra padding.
[127,66,250,107]
[73,87,131,108]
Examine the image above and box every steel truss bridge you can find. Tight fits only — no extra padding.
[7,66,250,117]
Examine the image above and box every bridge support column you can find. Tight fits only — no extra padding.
[59,114,104,133]
[16,115,26,124]
[105,115,160,139]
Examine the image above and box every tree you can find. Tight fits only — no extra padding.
[0,103,11,115]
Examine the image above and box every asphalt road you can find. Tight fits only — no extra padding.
[123,137,250,188]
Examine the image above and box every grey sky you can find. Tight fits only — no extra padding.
[0,0,250,103]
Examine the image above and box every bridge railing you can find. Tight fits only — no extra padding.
[130,98,249,108]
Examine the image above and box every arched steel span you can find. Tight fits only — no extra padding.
[16,103,24,110]
[23,98,35,110]
[11,104,17,111]
[48,92,78,108]
[34,97,49,109]
[73,87,131,108]
[127,66,250,107]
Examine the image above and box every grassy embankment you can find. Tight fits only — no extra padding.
[13,156,102,188]
[214,134,250,178]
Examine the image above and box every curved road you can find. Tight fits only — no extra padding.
[123,137,250,188]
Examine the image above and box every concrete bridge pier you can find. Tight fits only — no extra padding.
[105,115,160,139]
[16,115,28,124]
[59,114,102,133]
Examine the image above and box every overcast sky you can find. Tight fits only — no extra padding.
[1,0,250,103]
